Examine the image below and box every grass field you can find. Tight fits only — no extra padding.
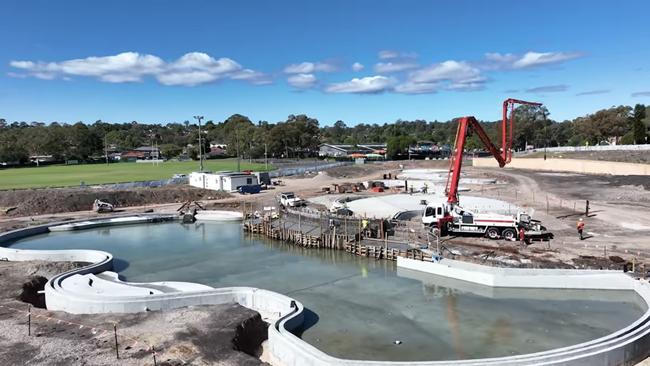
[0,159,270,190]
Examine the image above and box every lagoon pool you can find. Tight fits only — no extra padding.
[8,221,646,361]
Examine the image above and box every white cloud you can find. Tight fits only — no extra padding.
[447,76,488,91]
[283,61,337,74]
[10,52,164,82]
[287,73,317,89]
[324,75,395,94]
[397,60,486,93]
[157,71,221,86]
[483,51,582,70]
[409,61,481,83]
[378,50,398,59]
[525,84,568,93]
[352,62,364,72]
[632,91,650,97]
[374,62,418,73]
[155,52,243,86]
[9,51,269,86]
[513,51,581,68]
[378,50,417,60]
[167,53,240,73]
[394,82,439,94]
[484,52,517,63]
[230,69,272,85]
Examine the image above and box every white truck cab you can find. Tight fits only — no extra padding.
[422,201,546,240]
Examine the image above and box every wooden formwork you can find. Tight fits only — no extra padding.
[243,219,431,262]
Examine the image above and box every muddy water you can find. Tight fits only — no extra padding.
[9,222,646,361]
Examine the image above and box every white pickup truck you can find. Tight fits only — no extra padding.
[278,192,305,208]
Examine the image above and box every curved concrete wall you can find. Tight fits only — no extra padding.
[1,216,649,365]
[473,157,650,176]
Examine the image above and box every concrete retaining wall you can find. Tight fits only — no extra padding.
[2,217,650,365]
[473,157,650,176]
[518,145,650,154]
[397,257,634,290]
[266,259,650,366]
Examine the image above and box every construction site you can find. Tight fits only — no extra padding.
[1,99,650,366]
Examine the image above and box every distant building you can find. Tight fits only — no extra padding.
[29,155,56,164]
[208,146,227,157]
[189,171,258,191]
[210,142,228,149]
[408,141,450,159]
[121,146,160,161]
[318,143,386,158]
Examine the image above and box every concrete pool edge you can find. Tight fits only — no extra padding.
[0,216,648,365]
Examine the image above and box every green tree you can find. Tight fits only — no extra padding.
[160,144,183,159]
[632,104,646,144]
[387,135,416,159]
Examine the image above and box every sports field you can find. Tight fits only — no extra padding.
[0,159,269,190]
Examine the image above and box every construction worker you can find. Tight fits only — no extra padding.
[422,182,428,194]
[361,219,369,236]
[577,218,585,240]
[519,227,526,245]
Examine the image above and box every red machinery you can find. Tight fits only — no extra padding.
[445,99,542,204]
[423,99,549,240]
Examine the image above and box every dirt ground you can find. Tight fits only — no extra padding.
[2,159,650,365]
[459,166,650,270]
[2,160,648,270]
[0,185,229,217]
[0,261,268,366]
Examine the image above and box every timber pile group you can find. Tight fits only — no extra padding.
[243,209,431,262]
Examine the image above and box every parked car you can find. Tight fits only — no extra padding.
[238,184,262,194]
[278,192,305,207]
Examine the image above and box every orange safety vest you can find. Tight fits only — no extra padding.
[577,222,585,231]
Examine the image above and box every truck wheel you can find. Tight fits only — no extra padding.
[502,228,516,241]
[486,227,500,239]
[430,227,440,237]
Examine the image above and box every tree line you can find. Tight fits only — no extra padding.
[0,103,648,164]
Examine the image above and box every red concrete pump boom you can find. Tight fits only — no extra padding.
[501,98,543,163]
[445,99,542,204]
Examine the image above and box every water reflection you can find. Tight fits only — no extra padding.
[7,221,645,362]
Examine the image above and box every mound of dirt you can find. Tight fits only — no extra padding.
[19,276,48,308]
[0,185,229,216]
[310,171,332,181]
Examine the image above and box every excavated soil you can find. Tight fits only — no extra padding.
[0,186,229,216]
[0,261,268,366]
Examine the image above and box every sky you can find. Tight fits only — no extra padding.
[1,0,649,126]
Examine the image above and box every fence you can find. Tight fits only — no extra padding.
[268,161,351,178]
[515,144,650,154]
[0,303,160,364]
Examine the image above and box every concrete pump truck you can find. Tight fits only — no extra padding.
[422,99,552,241]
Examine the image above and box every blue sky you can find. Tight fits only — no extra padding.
[1,0,649,125]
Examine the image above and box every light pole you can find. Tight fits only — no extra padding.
[235,129,241,172]
[193,115,204,172]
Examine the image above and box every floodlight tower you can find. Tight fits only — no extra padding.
[193,115,204,172]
